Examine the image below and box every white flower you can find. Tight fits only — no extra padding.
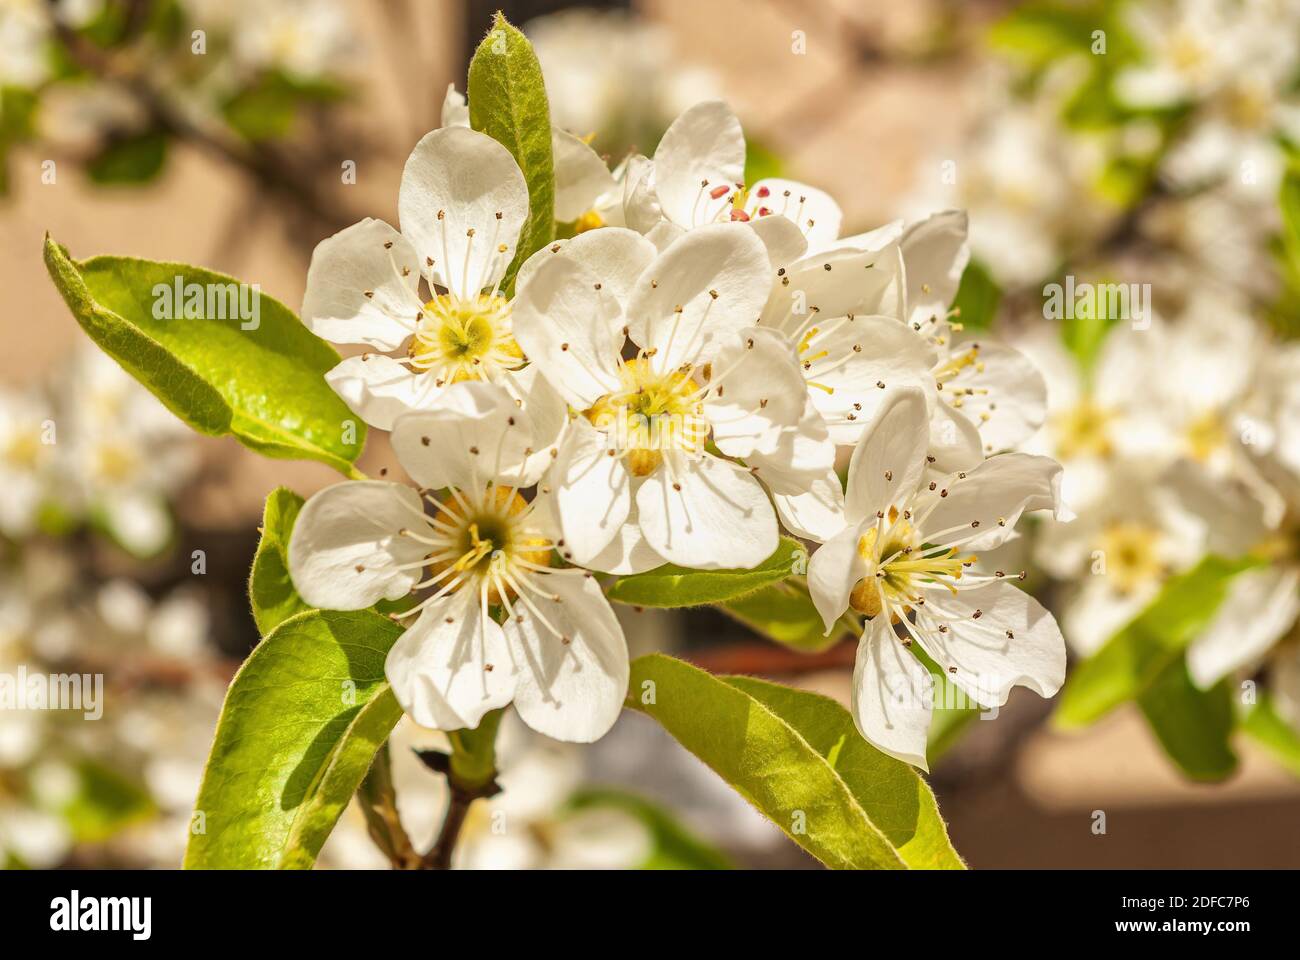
[0,0,52,88]
[618,100,839,264]
[288,381,629,743]
[1180,340,1300,691]
[227,0,357,82]
[902,94,1106,289]
[0,385,55,539]
[54,348,198,556]
[301,124,567,474]
[806,387,1068,768]
[748,209,1047,537]
[1040,460,1257,655]
[513,223,820,571]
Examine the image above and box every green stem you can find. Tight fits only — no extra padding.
[422,709,504,869]
[357,742,421,870]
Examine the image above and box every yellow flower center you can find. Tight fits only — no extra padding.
[1185,410,1226,462]
[573,209,605,233]
[1054,399,1115,460]
[1095,520,1164,595]
[94,442,138,484]
[426,487,551,604]
[583,358,707,477]
[408,293,522,385]
[849,513,976,617]
[3,431,42,469]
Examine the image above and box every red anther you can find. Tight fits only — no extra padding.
[756,185,770,198]
[709,184,731,200]
[757,207,772,217]
[730,208,751,222]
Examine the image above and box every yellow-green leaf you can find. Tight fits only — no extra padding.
[467,13,554,289]
[184,610,404,869]
[607,538,806,608]
[44,236,366,476]
[625,654,964,869]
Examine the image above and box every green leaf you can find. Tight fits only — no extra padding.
[988,1,1135,69]
[744,138,784,185]
[1280,167,1300,276]
[184,609,405,869]
[58,759,156,843]
[86,131,167,184]
[720,580,844,653]
[249,487,312,636]
[911,645,983,761]
[467,13,554,290]
[606,537,806,608]
[223,78,299,141]
[1137,664,1237,781]
[625,654,964,869]
[44,236,366,476]
[1056,555,1260,728]
[567,788,733,870]
[1242,691,1300,778]
[951,258,1001,331]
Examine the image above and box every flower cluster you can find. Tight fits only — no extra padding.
[901,0,1300,753]
[288,98,1070,765]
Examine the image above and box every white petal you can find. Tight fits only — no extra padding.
[626,223,770,371]
[837,219,904,252]
[927,399,985,473]
[652,100,745,229]
[802,314,936,445]
[920,453,1068,550]
[942,341,1047,454]
[747,213,808,268]
[644,219,685,251]
[620,154,662,233]
[498,364,569,480]
[901,210,969,328]
[807,518,868,630]
[103,492,171,556]
[506,571,629,743]
[302,219,422,350]
[441,83,469,128]
[844,386,930,524]
[515,227,656,315]
[288,481,430,610]
[552,128,618,222]
[511,252,624,410]
[744,178,843,252]
[551,418,632,565]
[398,126,528,299]
[762,242,906,328]
[744,394,836,491]
[771,469,846,542]
[325,354,431,431]
[706,327,809,459]
[581,501,666,575]
[390,380,539,489]
[385,589,516,731]
[635,453,777,570]
[1188,567,1300,688]
[919,581,1066,708]
[852,618,934,770]
[1062,578,1153,657]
